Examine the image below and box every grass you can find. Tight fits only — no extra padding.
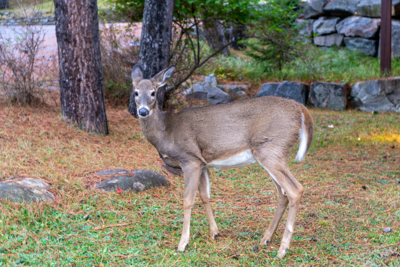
[6,0,111,13]
[201,45,400,87]
[0,103,399,266]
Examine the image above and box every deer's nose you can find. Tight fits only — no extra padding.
[139,108,149,117]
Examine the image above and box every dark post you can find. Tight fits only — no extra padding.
[381,0,392,75]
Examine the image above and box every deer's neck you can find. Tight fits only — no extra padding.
[139,109,166,149]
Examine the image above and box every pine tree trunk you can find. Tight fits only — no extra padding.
[54,0,108,135]
[138,0,175,79]
[203,19,230,56]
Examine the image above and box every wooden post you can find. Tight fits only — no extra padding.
[381,0,392,75]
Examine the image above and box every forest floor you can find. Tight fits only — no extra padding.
[0,103,399,266]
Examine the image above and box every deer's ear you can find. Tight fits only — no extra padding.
[131,64,143,87]
[151,66,175,88]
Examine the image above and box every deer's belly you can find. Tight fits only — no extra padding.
[206,150,257,171]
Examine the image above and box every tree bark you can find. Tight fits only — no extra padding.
[203,19,230,56]
[138,0,175,79]
[54,0,108,135]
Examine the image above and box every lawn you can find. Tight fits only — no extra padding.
[0,104,399,266]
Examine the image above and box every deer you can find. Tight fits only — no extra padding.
[129,64,314,258]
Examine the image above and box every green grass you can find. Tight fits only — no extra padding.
[0,106,399,266]
[201,45,400,86]
[6,0,111,13]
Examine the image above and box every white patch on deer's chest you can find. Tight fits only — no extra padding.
[206,150,257,171]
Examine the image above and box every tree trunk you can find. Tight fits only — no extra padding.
[54,0,108,135]
[0,0,9,9]
[138,0,175,79]
[203,19,230,56]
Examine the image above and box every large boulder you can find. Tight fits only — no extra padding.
[255,83,281,98]
[0,0,9,9]
[0,178,55,203]
[313,33,344,46]
[204,74,217,86]
[323,0,360,17]
[183,82,234,105]
[378,20,400,58]
[351,78,400,112]
[336,16,380,39]
[313,17,341,35]
[309,82,348,110]
[357,0,400,18]
[344,37,378,56]
[96,169,169,192]
[255,81,309,105]
[220,84,249,99]
[296,19,314,37]
[303,0,330,19]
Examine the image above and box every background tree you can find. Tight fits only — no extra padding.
[54,0,108,135]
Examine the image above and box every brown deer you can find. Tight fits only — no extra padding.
[129,64,314,258]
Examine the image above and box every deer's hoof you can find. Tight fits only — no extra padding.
[177,243,187,252]
[212,233,219,240]
[276,248,288,259]
[260,239,270,246]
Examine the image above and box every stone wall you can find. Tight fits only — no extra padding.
[298,0,400,57]
[0,11,55,25]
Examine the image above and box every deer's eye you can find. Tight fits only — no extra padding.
[134,91,139,96]
[151,91,155,97]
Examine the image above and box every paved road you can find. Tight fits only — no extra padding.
[1,23,142,57]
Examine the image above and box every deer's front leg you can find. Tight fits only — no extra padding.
[177,162,202,252]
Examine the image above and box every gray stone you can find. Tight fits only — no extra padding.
[313,33,344,46]
[221,84,249,99]
[309,82,348,110]
[351,78,400,112]
[303,0,330,19]
[188,26,205,41]
[344,37,378,56]
[0,0,9,9]
[313,17,341,36]
[183,82,234,105]
[296,19,314,37]
[96,170,169,192]
[323,0,360,17]
[204,74,217,86]
[383,227,392,233]
[275,81,309,105]
[255,83,281,98]
[336,16,380,39]
[96,169,131,176]
[256,82,308,105]
[0,178,55,203]
[358,0,400,18]
[378,20,400,58]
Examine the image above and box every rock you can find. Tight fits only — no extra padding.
[255,83,281,98]
[96,170,169,192]
[383,227,392,233]
[296,19,314,37]
[313,33,344,46]
[0,0,9,9]
[358,0,400,18]
[0,178,55,203]
[256,81,309,105]
[205,74,217,86]
[183,82,234,105]
[309,82,348,110]
[221,84,249,99]
[344,37,378,56]
[313,17,341,36]
[323,0,359,17]
[188,26,205,41]
[378,20,400,58]
[303,0,330,19]
[351,78,400,112]
[96,169,131,176]
[336,16,380,39]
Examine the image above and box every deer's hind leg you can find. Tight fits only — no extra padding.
[254,152,304,259]
[198,169,219,239]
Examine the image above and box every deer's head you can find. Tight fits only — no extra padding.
[129,64,175,118]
